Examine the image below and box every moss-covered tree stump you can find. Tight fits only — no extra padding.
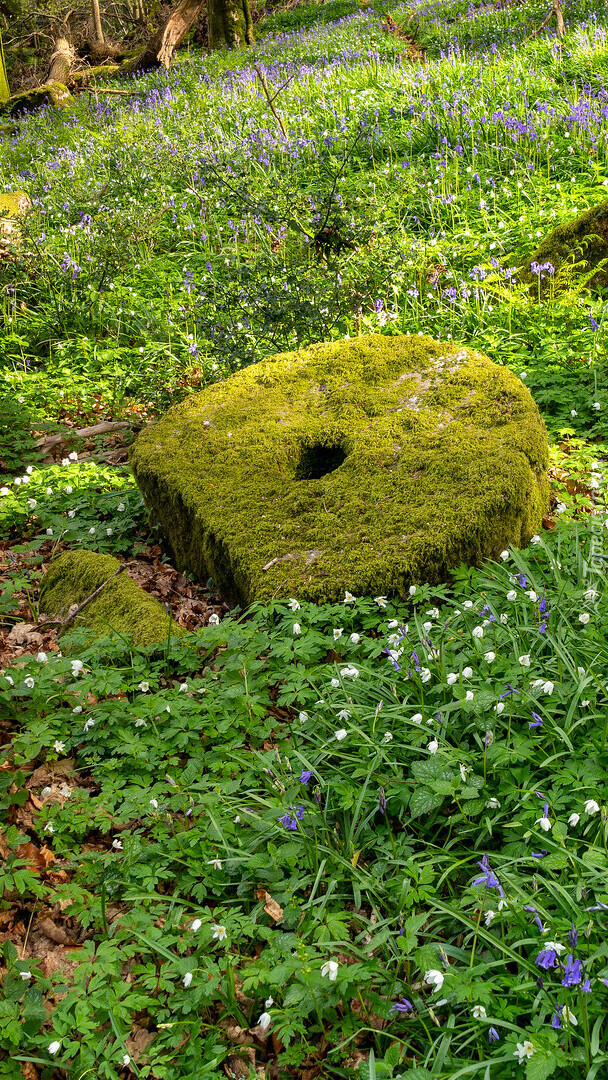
[521,199,608,293]
[131,334,549,605]
[40,550,183,645]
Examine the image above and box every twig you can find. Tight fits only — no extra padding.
[37,564,126,630]
[252,63,287,139]
[524,0,565,41]
[37,420,132,453]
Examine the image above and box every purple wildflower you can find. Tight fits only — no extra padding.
[472,854,504,897]
[568,925,578,948]
[529,712,543,729]
[379,787,387,814]
[589,311,600,332]
[389,997,413,1013]
[562,955,583,987]
[278,805,305,829]
[582,979,592,993]
[536,945,561,969]
[488,1027,500,1042]
[552,1004,563,1029]
[299,771,313,785]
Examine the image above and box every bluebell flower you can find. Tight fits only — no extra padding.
[299,771,312,785]
[552,1004,563,1029]
[529,712,543,729]
[472,854,504,897]
[278,805,305,829]
[536,942,565,969]
[568,924,578,948]
[488,1026,500,1042]
[582,979,592,993]
[589,311,600,332]
[389,997,413,1013]
[562,955,583,987]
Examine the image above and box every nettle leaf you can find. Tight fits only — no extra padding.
[411,759,454,784]
[409,787,445,818]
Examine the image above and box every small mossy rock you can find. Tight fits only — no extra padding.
[131,334,549,605]
[521,199,608,294]
[40,550,183,646]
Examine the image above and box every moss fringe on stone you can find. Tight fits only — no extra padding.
[131,334,549,605]
[521,199,608,294]
[40,550,183,646]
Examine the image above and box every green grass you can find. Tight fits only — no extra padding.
[1,0,608,1076]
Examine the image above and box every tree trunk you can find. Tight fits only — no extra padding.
[127,0,205,71]
[91,0,105,44]
[47,37,74,84]
[208,0,254,49]
[0,29,9,103]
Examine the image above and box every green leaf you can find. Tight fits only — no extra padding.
[411,759,453,784]
[409,787,445,818]
[526,1047,568,1080]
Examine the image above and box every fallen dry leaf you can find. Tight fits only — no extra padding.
[255,889,284,923]
[125,1026,156,1062]
[38,917,74,945]
[7,623,43,649]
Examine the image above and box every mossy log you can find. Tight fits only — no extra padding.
[40,550,184,646]
[131,334,549,606]
[521,199,608,295]
[1,81,71,116]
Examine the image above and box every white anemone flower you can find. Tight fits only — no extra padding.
[514,1041,536,1063]
[321,959,339,981]
[424,969,444,991]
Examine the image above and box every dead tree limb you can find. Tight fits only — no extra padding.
[37,420,132,454]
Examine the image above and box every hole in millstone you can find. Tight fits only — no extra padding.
[295,442,348,481]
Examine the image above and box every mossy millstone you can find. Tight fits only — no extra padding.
[131,334,549,605]
[521,199,608,293]
[40,550,183,646]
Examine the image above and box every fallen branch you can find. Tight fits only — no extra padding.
[37,420,131,454]
[37,564,126,630]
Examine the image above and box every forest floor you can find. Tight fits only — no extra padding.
[1,0,608,1078]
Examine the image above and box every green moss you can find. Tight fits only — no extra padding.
[521,199,608,293]
[40,550,183,646]
[2,81,71,116]
[0,191,29,216]
[131,334,549,605]
[208,0,254,49]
